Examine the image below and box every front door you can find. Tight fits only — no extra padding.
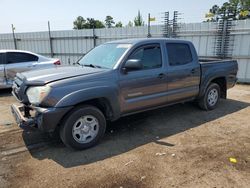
[119,43,168,114]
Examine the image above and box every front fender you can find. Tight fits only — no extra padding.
[54,85,121,119]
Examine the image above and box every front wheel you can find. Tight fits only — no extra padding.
[60,105,106,150]
[198,83,221,110]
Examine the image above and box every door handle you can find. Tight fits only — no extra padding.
[191,69,196,74]
[157,73,165,79]
[28,65,36,68]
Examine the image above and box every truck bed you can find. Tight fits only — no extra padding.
[199,58,238,92]
[199,57,234,64]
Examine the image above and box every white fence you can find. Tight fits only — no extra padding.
[0,20,250,83]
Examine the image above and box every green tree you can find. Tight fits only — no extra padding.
[86,18,105,29]
[95,20,105,28]
[86,18,95,28]
[73,17,105,29]
[238,0,250,19]
[134,10,144,26]
[241,0,250,9]
[115,21,123,27]
[105,15,115,28]
[127,21,133,27]
[206,0,250,21]
[73,16,86,29]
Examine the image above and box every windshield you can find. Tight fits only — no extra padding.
[78,43,131,69]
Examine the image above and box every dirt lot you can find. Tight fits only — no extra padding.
[0,85,249,188]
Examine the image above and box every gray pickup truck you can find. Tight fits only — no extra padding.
[11,38,238,150]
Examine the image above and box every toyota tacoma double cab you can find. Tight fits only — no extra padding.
[11,38,238,150]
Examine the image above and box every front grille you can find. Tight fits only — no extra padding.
[12,74,30,104]
[12,78,21,101]
[12,75,26,102]
[15,76,23,88]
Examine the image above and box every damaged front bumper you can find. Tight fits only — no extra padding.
[11,104,72,132]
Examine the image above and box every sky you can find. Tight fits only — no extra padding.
[0,0,226,33]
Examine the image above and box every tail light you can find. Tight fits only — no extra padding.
[54,60,61,65]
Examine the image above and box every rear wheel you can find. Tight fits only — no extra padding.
[60,105,106,150]
[198,83,220,110]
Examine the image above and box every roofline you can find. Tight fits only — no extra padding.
[0,49,42,57]
[105,38,190,45]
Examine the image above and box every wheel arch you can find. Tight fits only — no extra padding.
[199,76,227,99]
[75,97,114,120]
[210,77,227,98]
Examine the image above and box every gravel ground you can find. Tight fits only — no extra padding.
[0,85,249,188]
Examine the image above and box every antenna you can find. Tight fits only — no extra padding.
[161,11,182,38]
[172,11,181,38]
[162,12,170,38]
[215,18,234,59]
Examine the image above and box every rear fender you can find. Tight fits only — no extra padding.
[199,75,226,98]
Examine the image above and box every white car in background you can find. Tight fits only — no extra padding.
[0,50,61,89]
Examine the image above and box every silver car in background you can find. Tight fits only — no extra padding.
[0,50,61,89]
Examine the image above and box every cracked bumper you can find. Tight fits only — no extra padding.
[11,104,72,132]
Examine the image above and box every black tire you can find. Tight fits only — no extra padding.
[60,105,106,150]
[198,83,221,111]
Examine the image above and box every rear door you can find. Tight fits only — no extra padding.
[0,53,6,88]
[119,43,168,113]
[5,52,38,84]
[165,42,200,102]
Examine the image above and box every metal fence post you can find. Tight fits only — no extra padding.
[147,13,152,38]
[48,21,54,57]
[11,24,17,49]
[93,26,96,47]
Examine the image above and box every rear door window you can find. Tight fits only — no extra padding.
[166,43,193,66]
[7,52,38,64]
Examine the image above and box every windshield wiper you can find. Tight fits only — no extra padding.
[73,61,84,67]
[83,64,102,68]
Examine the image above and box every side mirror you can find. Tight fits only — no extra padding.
[123,59,143,73]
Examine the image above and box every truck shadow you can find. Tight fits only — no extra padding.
[0,89,12,97]
[22,98,249,168]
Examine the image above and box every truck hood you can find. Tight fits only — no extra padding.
[17,66,107,86]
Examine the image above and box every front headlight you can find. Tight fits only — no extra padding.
[26,85,51,105]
